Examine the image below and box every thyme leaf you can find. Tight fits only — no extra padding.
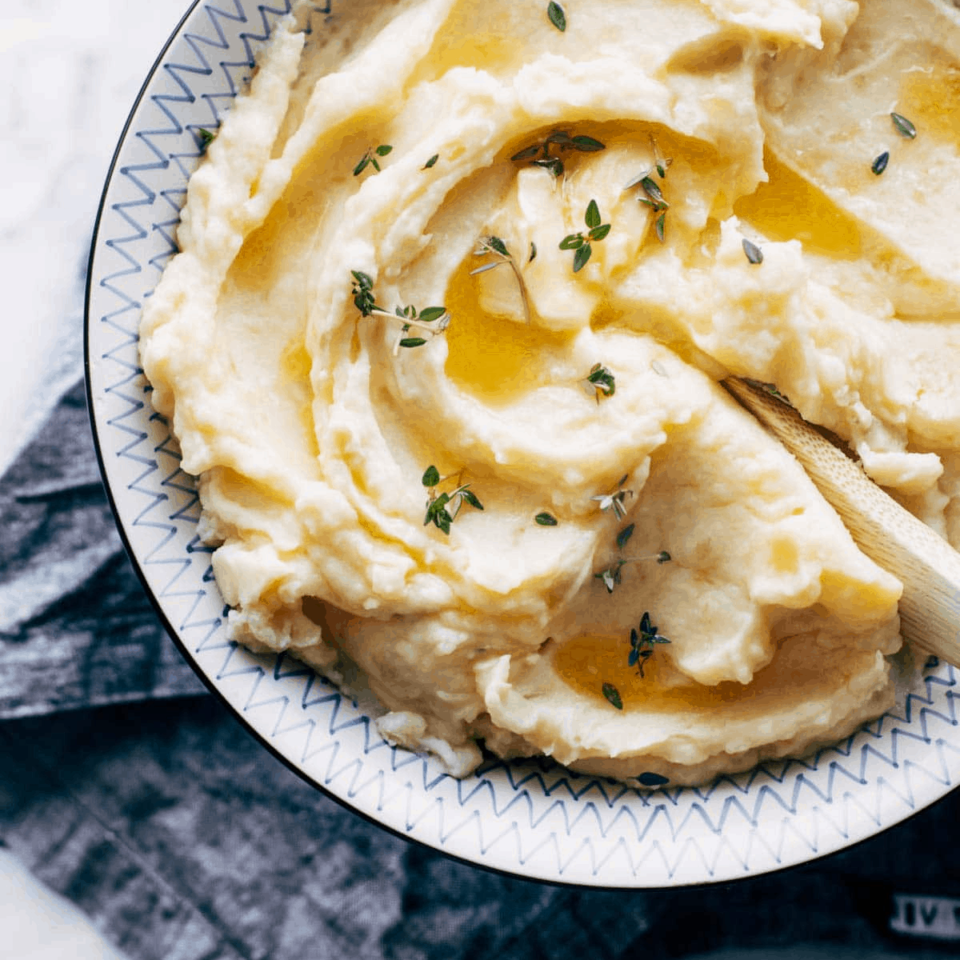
[535,512,558,526]
[655,212,666,243]
[616,523,635,550]
[602,682,623,710]
[571,135,605,152]
[511,145,541,162]
[871,151,889,176]
[637,771,669,787]
[585,199,601,229]
[547,1,566,32]
[891,112,917,139]
[423,153,439,169]
[742,238,763,264]
[573,243,592,272]
[197,127,216,154]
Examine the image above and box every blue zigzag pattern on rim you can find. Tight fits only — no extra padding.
[88,0,960,885]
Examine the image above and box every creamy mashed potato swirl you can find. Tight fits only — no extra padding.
[140,0,960,785]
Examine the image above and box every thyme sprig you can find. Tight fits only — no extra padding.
[471,236,532,323]
[422,466,483,535]
[601,611,672,706]
[511,130,605,180]
[353,144,393,176]
[594,551,671,593]
[350,271,450,355]
[595,520,670,593]
[560,199,611,272]
[629,611,670,678]
[582,362,616,402]
[625,139,672,242]
[591,473,632,519]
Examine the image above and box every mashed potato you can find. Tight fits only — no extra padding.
[139,0,960,785]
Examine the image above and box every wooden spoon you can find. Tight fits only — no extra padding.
[723,376,960,667]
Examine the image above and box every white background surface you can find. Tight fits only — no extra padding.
[0,0,189,479]
[1,1,189,955]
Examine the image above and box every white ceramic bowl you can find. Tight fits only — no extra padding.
[85,0,960,887]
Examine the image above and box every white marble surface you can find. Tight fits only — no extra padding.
[1,1,191,955]
[0,0,189,479]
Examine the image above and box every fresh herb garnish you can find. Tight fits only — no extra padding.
[547,1,567,32]
[582,362,616,402]
[197,127,216,154]
[350,272,450,354]
[628,612,670,677]
[594,560,627,593]
[423,153,439,169]
[655,212,666,243]
[637,771,669,787]
[602,682,623,710]
[637,176,667,209]
[591,473,632,519]
[529,242,537,262]
[353,144,393,176]
[616,523,635,550]
[891,112,917,139]
[560,199,611,272]
[535,512,558,526]
[471,236,532,322]
[422,467,483,535]
[594,550,670,593]
[511,130,605,180]
[871,151,889,176]
[625,152,671,242]
[742,238,763,264]
[351,270,379,315]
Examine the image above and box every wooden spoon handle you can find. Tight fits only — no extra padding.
[723,377,960,667]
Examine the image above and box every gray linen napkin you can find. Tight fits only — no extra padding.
[0,377,204,719]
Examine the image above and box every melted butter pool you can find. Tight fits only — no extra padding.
[734,149,863,259]
[443,258,571,403]
[552,633,769,712]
